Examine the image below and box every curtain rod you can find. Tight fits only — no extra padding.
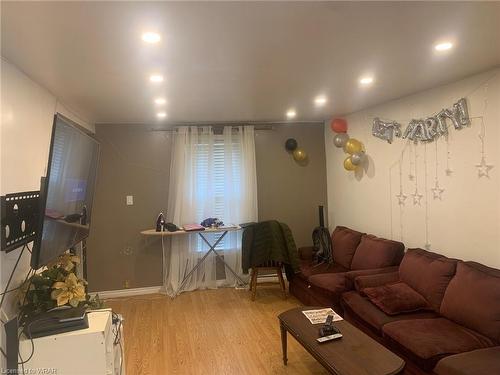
[146,120,325,132]
[97,120,324,126]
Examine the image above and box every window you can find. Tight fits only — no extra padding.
[193,132,241,251]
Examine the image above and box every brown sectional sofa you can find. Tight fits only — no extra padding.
[289,226,405,312]
[290,226,500,374]
[343,249,500,374]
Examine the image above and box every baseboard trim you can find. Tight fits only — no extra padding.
[92,276,285,299]
[91,286,163,299]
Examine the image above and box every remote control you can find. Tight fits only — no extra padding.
[325,314,334,325]
[317,333,343,343]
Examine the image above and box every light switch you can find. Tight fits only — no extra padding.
[126,195,134,205]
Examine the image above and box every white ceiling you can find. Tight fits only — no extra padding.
[2,2,500,125]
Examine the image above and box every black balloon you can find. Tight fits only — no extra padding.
[285,138,298,151]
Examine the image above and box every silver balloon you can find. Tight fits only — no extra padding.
[351,151,365,166]
[452,98,470,129]
[333,133,349,148]
[372,118,401,144]
[374,98,469,144]
[436,108,460,132]
[435,111,449,136]
[424,117,438,139]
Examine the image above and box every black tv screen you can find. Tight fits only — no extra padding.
[31,114,100,269]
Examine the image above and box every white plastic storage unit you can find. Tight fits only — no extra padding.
[19,309,125,375]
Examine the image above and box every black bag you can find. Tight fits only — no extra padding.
[312,227,333,264]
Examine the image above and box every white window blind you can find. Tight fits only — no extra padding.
[194,132,241,251]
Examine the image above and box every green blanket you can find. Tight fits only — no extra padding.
[241,220,300,277]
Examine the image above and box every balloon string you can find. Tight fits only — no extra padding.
[435,141,439,182]
[414,145,419,190]
[424,143,430,248]
[389,166,393,239]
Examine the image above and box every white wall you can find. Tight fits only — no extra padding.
[0,58,94,364]
[325,68,500,268]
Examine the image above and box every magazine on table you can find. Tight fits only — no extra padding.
[302,308,343,324]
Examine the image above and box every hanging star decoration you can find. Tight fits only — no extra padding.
[412,189,423,206]
[476,156,494,178]
[396,192,407,206]
[476,118,494,178]
[431,181,445,200]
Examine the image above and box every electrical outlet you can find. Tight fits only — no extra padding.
[124,280,130,289]
[126,195,133,205]
[121,246,133,256]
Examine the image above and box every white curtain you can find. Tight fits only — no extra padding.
[164,126,258,296]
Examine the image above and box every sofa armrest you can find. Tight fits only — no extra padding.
[298,246,315,261]
[434,346,500,375]
[353,271,400,292]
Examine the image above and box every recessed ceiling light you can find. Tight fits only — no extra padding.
[314,95,327,107]
[154,98,166,105]
[434,42,453,51]
[157,112,167,118]
[142,32,161,44]
[286,109,296,119]
[150,75,164,83]
[359,76,374,86]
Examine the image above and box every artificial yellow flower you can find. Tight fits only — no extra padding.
[51,273,86,307]
[47,253,80,272]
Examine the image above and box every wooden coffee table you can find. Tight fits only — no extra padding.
[278,307,404,375]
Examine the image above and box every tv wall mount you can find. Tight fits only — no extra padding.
[1,191,40,253]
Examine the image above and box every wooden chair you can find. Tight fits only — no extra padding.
[249,260,287,301]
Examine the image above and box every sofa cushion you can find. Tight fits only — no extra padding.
[434,346,500,375]
[342,290,439,333]
[383,318,495,371]
[308,273,350,303]
[350,235,404,270]
[363,282,431,315]
[354,271,400,292]
[440,261,500,343]
[399,248,457,311]
[331,226,364,269]
[295,259,348,281]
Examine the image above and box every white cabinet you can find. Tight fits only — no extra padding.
[19,309,125,375]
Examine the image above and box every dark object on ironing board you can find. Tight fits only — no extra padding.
[156,213,166,232]
[312,206,333,264]
[200,218,224,228]
[165,222,179,232]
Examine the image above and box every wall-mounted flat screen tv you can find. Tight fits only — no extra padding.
[31,114,100,269]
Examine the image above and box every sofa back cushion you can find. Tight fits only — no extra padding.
[350,234,405,270]
[399,248,457,311]
[331,226,364,269]
[440,261,500,342]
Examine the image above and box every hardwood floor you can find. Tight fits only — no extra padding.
[106,286,328,375]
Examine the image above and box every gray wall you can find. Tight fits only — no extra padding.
[87,123,327,291]
[255,124,327,247]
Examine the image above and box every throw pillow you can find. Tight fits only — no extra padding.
[363,282,431,315]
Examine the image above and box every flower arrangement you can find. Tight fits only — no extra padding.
[19,252,104,319]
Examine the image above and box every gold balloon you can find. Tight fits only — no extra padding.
[344,156,357,171]
[293,148,307,161]
[345,138,363,154]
